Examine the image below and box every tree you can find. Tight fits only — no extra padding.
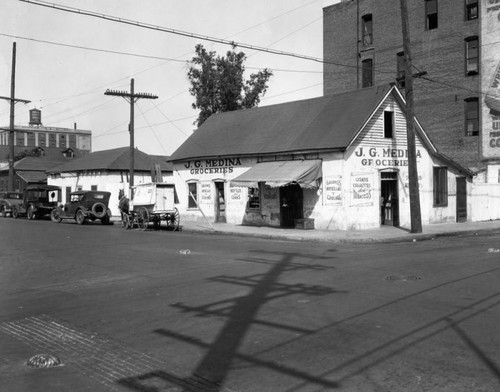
[187,44,273,127]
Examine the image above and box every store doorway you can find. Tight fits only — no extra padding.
[456,177,467,223]
[280,184,303,228]
[381,172,399,226]
[214,181,226,223]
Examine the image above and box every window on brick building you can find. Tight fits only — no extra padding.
[362,14,373,46]
[465,98,479,136]
[465,0,478,20]
[362,59,373,88]
[425,0,438,30]
[187,182,198,209]
[433,167,448,206]
[465,37,479,75]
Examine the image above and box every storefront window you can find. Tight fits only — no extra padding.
[188,182,198,209]
[247,186,261,210]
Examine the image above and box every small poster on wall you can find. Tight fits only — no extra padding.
[200,182,212,204]
[324,175,343,205]
[229,186,244,203]
[350,173,374,206]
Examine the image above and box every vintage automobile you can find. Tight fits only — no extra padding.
[50,190,112,225]
[0,191,23,217]
[12,184,61,220]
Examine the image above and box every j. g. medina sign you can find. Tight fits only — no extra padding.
[355,147,422,167]
[184,158,242,175]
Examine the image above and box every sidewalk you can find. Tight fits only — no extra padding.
[178,218,500,243]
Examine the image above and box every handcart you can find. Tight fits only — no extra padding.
[121,183,179,231]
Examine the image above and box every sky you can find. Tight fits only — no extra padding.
[0,0,340,156]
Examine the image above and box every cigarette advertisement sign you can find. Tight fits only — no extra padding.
[482,0,500,158]
[350,173,374,207]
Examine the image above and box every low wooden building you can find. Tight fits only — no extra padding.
[169,85,494,231]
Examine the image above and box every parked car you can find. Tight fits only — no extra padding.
[51,190,112,225]
[0,191,23,217]
[12,184,61,220]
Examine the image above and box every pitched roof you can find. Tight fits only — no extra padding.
[0,146,85,162]
[47,147,172,173]
[170,85,394,162]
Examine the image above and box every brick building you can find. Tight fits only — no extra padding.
[323,0,500,180]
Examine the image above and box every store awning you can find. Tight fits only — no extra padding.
[231,160,322,188]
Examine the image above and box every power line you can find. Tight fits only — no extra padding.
[17,0,397,75]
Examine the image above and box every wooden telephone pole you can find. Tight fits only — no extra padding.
[399,0,422,233]
[104,79,157,190]
[0,42,31,191]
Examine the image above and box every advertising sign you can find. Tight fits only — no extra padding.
[200,182,212,204]
[482,0,500,158]
[324,175,343,205]
[350,173,374,207]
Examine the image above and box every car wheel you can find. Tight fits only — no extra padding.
[75,209,86,225]
[12,206,19,219]
[27,205,36,220]
[0,206,6,218]
[50,209,62,223]
[91,202,107,218]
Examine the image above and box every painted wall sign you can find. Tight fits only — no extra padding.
[184,158,242,175]
[350,173,374,206]
[482,0,500,158]
[355,147,421,167]
[200,182,212,203]
[324,175,343,205]
[229,186,244,202]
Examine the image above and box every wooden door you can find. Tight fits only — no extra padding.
[456,177,467,223]
[280,184,303,228]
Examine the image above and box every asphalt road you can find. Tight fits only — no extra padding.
[1,218,499,392]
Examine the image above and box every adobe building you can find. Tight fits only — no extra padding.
[47,147,172,217]
[323,0,500,180]
[169,85,500,231]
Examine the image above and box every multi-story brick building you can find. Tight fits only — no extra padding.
[323,0,500,181]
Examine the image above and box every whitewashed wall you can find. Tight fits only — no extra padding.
[48,171,165,218]
[470,183,500,221]
[171,95,478,230]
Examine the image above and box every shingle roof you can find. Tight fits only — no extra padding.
[170,85,394,162]
[47,147,172,173]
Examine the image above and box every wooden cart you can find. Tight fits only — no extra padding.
[121,183,179,231]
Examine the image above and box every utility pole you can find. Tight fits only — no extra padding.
[104,79,157,191]
[0,42,31,191]
[399,0,422,233]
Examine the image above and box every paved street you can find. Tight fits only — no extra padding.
[1,218,500,391]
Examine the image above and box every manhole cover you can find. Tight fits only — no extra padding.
[27,354,62,368]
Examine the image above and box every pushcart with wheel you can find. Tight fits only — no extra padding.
[121,182,179,231]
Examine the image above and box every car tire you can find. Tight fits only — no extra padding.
[0,206,6,218]
[75,209,86,225]
[50,209,62,223]
[91,202,107,219]
[27,205,36,220]
[12,206,19,219]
